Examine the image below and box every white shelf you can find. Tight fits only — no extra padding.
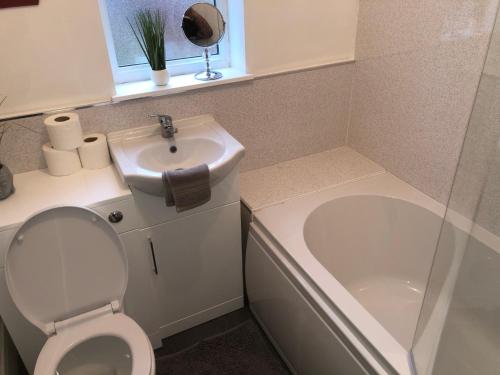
[113,68,253,102]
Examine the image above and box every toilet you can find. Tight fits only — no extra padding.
[4,206,155,375]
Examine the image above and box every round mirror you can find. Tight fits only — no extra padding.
[182,3,226,48]
[182,3,226,81]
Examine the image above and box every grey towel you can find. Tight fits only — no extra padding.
[162,164,211,212]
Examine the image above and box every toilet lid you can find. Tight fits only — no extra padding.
[5,206,128,335]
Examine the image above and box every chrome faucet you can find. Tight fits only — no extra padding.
[150,114,177,139]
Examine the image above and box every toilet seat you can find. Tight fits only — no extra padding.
[34,312,154,375]
[4,206,155,375]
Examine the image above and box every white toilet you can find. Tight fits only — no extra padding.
[4,206,155,375]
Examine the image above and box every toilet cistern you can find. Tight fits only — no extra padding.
[150,114,177,139]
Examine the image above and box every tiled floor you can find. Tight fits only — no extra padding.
[154,309,291,375]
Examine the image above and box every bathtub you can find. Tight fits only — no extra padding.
[245,173,451,375]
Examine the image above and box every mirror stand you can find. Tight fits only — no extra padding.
[195,48,223,81]
[182,3,225,81]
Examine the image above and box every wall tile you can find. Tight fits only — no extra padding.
[0,63,354,175]
[356,0,497,61]
[348,0,498,203]
[448,73,500,224]
[0,117,49,172]
[452,72,500,235]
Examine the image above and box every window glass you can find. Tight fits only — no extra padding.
[104,0,218,67]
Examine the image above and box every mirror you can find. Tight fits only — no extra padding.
[182,3,226,81]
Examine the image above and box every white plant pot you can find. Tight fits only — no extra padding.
[150,69,169,86]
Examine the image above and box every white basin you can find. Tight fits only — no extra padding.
[108,115,245,196]
[136,138,225,172]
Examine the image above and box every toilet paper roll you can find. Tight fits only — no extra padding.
[44,112,83,151]
[78,133,111,170]
[42,143,82,176]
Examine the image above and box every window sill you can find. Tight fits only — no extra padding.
[112,68,253,102]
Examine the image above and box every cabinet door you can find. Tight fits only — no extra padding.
[120,229,164,347]
[148,202,244,335]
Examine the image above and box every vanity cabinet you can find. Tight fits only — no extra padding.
[101,167,245,348]
[121,202,244,348]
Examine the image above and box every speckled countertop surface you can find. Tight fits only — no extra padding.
[240,146,385,211]
[0,166,130,231]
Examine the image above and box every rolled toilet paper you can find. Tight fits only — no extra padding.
[42,143,82,176]
[44,112,83,150]
[78,133,111,170]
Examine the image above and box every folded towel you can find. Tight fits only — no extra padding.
[162,164,211,212]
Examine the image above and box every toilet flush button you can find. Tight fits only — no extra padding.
[108,211,123,224]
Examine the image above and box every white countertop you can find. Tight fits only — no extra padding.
[240,147,385,211]
[0,166,131,231]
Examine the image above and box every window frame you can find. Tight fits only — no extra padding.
[99,0,231,85]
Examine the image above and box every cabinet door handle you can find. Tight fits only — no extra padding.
[148,238,159,275]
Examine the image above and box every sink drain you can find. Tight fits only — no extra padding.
[170,146,178,153]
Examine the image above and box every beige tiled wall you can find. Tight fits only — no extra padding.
[348,0,499,203]
[448,7,500,235]
[448,73,500,227]
[0,63,354,175]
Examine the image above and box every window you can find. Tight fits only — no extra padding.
[100,0,229,84]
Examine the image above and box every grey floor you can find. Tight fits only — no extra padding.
[154,309,291,375]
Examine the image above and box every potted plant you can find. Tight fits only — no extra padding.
[129,9,169,86]
[0,96,14,200]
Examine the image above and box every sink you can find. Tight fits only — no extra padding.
[108,115,245,196]
[136,138,225,172]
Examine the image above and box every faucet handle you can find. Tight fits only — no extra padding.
[149,114,172,122]
[149,114,174,130]
[150,114,177,138]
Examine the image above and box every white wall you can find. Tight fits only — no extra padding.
[0,0,113,119]
[244,0,359,75]
[0,0,359,119]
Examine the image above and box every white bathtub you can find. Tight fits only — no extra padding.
[246,173,450,374]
